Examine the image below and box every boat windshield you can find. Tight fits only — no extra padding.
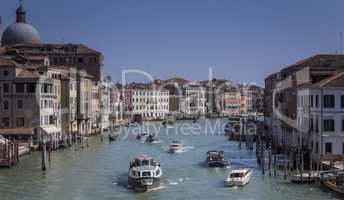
[141,159,150,166]
[230,173,244,178]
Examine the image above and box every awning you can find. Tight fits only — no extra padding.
[40,127,61,135]
[0,128,33,136]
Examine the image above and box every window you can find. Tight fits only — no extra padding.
[315,95,319,108]
[16,117,24,127]
[315,142,319,154]
[3,101,8,110]
[342,95,344,108]
[49,115,54,125]
[3,70,9,76]
[323,95,335,108]
[325,142,332,154]
[1,118,9,128]
[310,95,314,107]
[26,83,36,93]
[17,100,23,109]
[342,120,344,132]
[310,118,314,131]
[3,83,9,93]
[324,119,335,132]
[16,83,25,93]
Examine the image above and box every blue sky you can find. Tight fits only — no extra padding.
[1,0,344,86]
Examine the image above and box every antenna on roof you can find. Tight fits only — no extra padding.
[339,32,343,54]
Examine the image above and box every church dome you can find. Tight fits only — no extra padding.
[1,3,41,46]
[1,22,41,46]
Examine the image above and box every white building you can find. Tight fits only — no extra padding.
[130,89,169,120]
[100,79,111,131]
[297,72,344,164]
[181,83,206,115]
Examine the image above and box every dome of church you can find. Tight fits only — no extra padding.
[1,3,41,46]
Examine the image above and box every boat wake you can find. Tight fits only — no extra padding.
[162,146,194,153]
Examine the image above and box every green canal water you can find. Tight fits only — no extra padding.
[0,119,341,200]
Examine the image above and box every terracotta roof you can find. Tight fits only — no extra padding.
[281,54,344,74]
[0,128,33,136]
[0,57,15,66]
[12,43,101,54]
[164,77,190,85]
[16,68,39,79]
[310,71,344,88]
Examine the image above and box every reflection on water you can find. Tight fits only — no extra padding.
[0,119,340,200]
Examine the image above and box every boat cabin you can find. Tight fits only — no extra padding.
[206,150,225,161]
[129,155,159,168]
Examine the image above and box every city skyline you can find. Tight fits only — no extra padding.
[2,0,344,85]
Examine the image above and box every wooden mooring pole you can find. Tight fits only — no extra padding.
[41,137,47,171]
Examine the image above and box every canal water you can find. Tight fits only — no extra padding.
[0,119,341,200]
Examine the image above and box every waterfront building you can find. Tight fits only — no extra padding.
[100,78,111,131]
[90,82,100,134]
[159,77,189,116]
[297,72,344,165]
[0,2,104,141]
[180,82,206,116]
[239,84,264,115]
[265,54,344,156]
[77,71,93,137]
[126,83,169,120]
[60,67,78,141]
[110,83,123,124]
[219,86,241,116]
[0,56,61,146]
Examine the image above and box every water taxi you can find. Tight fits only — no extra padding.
[205,150,231,168]
[169,141,182,153]
[225,168,252,187]
[128,155,162,192]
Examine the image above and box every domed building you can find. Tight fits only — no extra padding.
[1,3,41,46]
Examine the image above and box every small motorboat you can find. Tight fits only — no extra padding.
[205,150,231,168]
[145,133,160,144]
[169,141,182,153]
[136,133,148,140]
[128,155,162,192]
[320,171,344,194]
[290,172,319,184]
[225,168,252,187]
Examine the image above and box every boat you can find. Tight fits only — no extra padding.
[224,124,232,136]
[290,172,319,184]
[205,150,231,168]
[162,114,175,128]
[145,133,160,144]
[128,155,162,192]
[320,171,344,194]
[224,168,252,187]
[108,131,119,141]
[136,133,148,140]
[169,141,182,153]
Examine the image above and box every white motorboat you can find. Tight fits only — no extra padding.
[169,141,182,153]
[225,168,252,187]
